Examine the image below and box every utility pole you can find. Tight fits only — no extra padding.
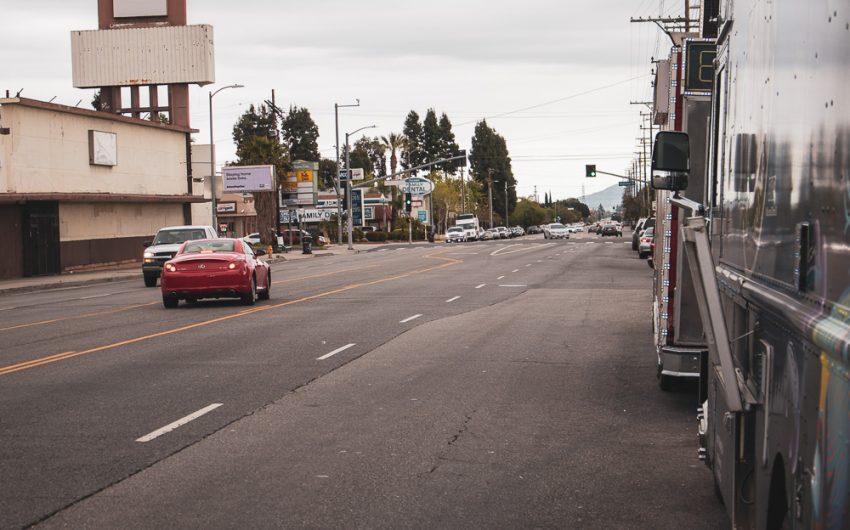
[504,180,509,227]
[460,166,466,214]
[639,112,654,217]
[487,169,495,228]
[334,100,360,245]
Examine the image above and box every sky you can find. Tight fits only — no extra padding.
[1,0,682,201]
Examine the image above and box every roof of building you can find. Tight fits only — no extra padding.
[0,97,198,134]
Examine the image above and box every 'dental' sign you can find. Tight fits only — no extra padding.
[401,177,433,196]
[222,165,274,192]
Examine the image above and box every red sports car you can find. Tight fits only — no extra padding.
[160,238,271,308]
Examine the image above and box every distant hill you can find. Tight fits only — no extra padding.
[581,184,626,212]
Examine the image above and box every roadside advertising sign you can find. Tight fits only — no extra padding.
[222,165,274,192]
[339,168,365,181]
[279,208,336,224]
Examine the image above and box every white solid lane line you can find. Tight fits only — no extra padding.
[499,284,528,288]
[475,284,486,289]
[317,343,356,361]
[400,314,423,323]
[446,296,461,303]
[136,403,223,443]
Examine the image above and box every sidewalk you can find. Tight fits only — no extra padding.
[0,242,432,296]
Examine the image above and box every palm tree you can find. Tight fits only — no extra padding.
[381,133,405,230]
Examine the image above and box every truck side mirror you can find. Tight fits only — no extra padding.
[651,131,690,191]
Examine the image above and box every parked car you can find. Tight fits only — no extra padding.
[445,226,467,243]
[638,226,655,259]
[632,218,648,250]
[511,226,525,237]
[637,217,655,248]
[143,225,218,287]
[243,233,261,246]
[543,223,569,239]
[526,225,540,235]
[480,229,496,240]
[279,228,311,245]
[160,238,271,307]
[495,226,510,239]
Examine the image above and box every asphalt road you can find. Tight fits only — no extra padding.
[0,233,728,529]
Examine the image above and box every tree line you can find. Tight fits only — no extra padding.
[228,102,587,238]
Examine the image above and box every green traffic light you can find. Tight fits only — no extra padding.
[586,164,597,178]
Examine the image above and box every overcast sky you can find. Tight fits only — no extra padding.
[1,0,681,200]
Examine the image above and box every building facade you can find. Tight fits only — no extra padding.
[0,97,202,279]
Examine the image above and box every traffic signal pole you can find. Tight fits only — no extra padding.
[588,168,643,183]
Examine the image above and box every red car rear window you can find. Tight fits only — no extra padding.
[183,240,236,253]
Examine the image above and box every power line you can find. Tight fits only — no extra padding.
[455,74,651,127]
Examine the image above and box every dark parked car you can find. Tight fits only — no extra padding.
[526,225,540,234]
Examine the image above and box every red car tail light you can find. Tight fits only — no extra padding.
[165,263,176,272]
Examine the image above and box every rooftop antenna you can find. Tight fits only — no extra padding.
[15,88,23,97]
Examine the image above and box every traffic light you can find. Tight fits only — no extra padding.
[585,164,597,177]
[458,149,467,167]
[404,192,413,213]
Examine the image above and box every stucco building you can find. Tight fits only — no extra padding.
[0,97,202,279]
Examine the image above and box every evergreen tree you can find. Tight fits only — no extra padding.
[437,113,460,174]
[280,105,320,163]
[422,109,442,165]
[469,120,516,220]
[401,111,425,171]
[232,104,289,245]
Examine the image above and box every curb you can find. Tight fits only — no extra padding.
[0,274,139,296]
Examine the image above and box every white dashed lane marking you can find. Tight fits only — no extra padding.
[317,343,356,361]
[136,403,223,443]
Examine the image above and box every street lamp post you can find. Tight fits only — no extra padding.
[345,125,376,250]
[209,84,244,232]
[335,100,360,244]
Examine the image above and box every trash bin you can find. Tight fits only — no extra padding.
[302,234,313,254]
